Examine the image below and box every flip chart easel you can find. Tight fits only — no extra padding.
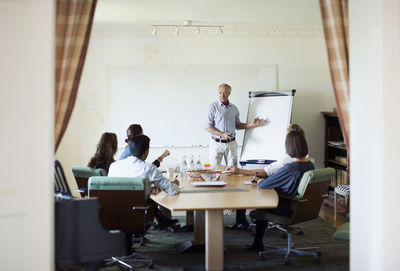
[240,90,296,167]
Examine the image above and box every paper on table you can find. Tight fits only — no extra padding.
[244,181,257,185]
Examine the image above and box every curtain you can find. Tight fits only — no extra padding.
[55,0,97,151]
[319,0,349,147]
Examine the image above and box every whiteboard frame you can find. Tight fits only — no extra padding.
[240,89,296,164]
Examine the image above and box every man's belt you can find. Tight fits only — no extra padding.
[213,137,235,143]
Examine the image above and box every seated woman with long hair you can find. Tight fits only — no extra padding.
[88,132,118,173]
[248,129,314,251]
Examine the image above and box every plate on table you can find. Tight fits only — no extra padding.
[191,181,227,187]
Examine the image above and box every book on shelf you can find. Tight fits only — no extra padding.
[330,169,349,187]
[335,156,347,164]
[327,141,347,148]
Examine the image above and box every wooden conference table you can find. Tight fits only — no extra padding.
[151,173,278,271]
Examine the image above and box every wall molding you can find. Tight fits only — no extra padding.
[93,24,323,38]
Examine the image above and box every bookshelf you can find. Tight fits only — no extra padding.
[321,111,349,188]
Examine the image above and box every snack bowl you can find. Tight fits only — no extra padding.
[200,172,221,182]
[187,169,221,180]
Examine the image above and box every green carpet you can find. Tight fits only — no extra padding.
[101,215,349,271]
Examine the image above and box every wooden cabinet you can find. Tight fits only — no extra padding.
[321,111,349,188]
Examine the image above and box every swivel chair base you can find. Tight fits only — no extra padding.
[258,224,321,265]
[105,254,154,270]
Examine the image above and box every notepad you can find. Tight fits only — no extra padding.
[191,181,227,187]
[244,181,257,185]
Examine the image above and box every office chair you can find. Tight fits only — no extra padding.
[88,176,154,269]
[54,160,73,200]
[72,166,107,197]
[251,167,335,265]
[54,160,129,270]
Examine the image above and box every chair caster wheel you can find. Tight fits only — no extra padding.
[283,259,291,265]
[297,230,304,235]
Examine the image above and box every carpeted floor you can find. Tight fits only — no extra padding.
[100,215,349,271]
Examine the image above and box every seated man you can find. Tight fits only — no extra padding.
[108,135,180,230]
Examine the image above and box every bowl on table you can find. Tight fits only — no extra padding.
[187,169,221,180]
[200,171,221,182]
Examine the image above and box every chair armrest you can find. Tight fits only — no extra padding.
[279,193,329,202]
[278,195,307,202]
[132,206,151,210]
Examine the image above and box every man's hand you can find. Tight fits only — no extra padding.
[227,166,241,174]
[161,150,170,158]
[250,175,263,184]
[172,179,180,186]
[221,132,233,140]
[251,117,264,127]
[150,187,162,195]
[158,149,171,162]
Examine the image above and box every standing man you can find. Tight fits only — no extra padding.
[205,83,264,167]
[204,83,264,230]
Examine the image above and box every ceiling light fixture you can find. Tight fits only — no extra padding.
[151,20,224,36]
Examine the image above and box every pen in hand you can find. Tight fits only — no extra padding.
[172,175,180,187]
[250,172,262,184]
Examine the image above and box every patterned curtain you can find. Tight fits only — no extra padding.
[55,0,97,151]
[319,0,349,147]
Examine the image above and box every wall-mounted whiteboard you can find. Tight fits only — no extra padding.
[240,91,295,162]
[106,65,277,147]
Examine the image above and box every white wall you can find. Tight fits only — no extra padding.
[57,24,335,193]
[0,0,53,270]
[350,0,400,270]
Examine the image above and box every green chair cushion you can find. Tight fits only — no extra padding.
[297,168,335,198]
[88,177,145,192]
[72,166,107,178]
[333,222,349,240]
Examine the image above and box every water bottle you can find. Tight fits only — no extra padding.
[196,155,202,170]
[180,156,188,176]
[189,155,195,170]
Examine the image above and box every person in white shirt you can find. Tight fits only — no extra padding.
[225,124,306,230]
[108,135,180,230]
[227,124,306,178]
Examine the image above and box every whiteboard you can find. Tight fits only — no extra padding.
[240,91,295,162]
[106,65,274,147]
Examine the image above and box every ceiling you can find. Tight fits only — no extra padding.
[94,0,322,26]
